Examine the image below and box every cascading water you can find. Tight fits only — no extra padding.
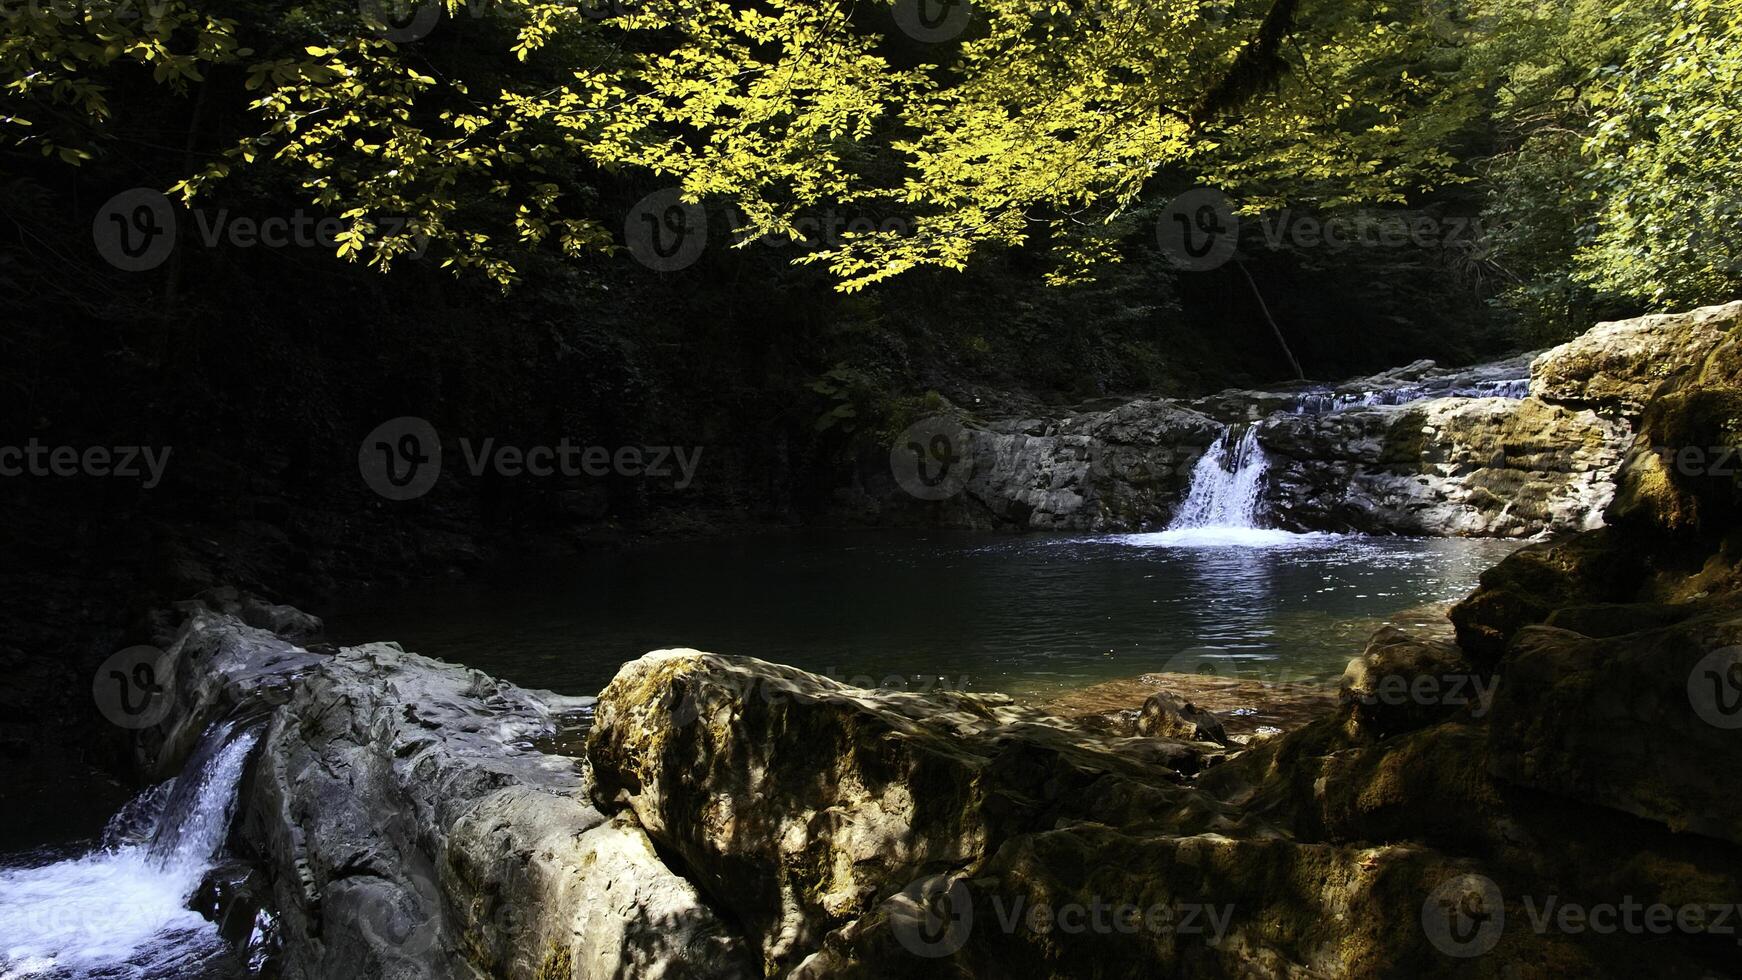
[1121,425,1323,548]
[1287,377,1530,415]
[0,719,261,980]
[1169,427,1271,531]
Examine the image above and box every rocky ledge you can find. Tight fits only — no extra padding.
[861,307,1742,537]
[145,607,752,980]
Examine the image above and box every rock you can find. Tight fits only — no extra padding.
[587,649,1264,975]
[948,400,1225,530]
[1037,671,1339,743]
[1486,610,1742,846]
[1543,602,1695,639]
[1260,396,1632,537]
[1340,626,1491,738]
[149,607,753,980]
[1135,691,1231,745]
[1610,385,1742,536]
[238,596,324,640]
[146,608,328,779]
[1531,301,1742,415]
[870,342,1637,538]
[586,648,1738,978]
[1448,529,1642,668]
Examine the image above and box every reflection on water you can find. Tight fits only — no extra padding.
[328,530,1520,702]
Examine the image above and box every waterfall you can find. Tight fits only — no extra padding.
[0,719,260,980]
[1170,427,1270,531]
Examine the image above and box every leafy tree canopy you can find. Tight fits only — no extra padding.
[4,0,1736,330]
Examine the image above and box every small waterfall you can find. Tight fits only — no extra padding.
[1170,427,1270,531]
[0,719,260,979]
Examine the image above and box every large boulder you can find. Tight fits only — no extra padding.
[149,608,753,980]
[1449,529,1643,668]
[1485,610,1742,846]
[586,649,1262,974]
[1531,301,1742,415]
[896,400,1225,531]
[584,649,1728,978]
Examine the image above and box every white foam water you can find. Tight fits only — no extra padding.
[0,720,260,980]
[1167,427,1272,532]
[1125,526,1340,549]
[1125,426,1335,548]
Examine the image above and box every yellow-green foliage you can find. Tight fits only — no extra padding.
[7,0,1732,304]
[2,0,1503,287]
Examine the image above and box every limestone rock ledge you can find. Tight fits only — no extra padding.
[145,611,754,980]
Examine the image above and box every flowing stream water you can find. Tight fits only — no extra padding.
[0,720,261,979]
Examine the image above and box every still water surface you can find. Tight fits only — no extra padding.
[329,529,1519,702]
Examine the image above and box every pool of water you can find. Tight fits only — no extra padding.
[328,529,1520,703]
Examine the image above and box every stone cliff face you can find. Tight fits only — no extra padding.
[862,316,1699,537]
[1258,396,1628,536]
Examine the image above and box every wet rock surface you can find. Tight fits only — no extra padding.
[144,609,751,980]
